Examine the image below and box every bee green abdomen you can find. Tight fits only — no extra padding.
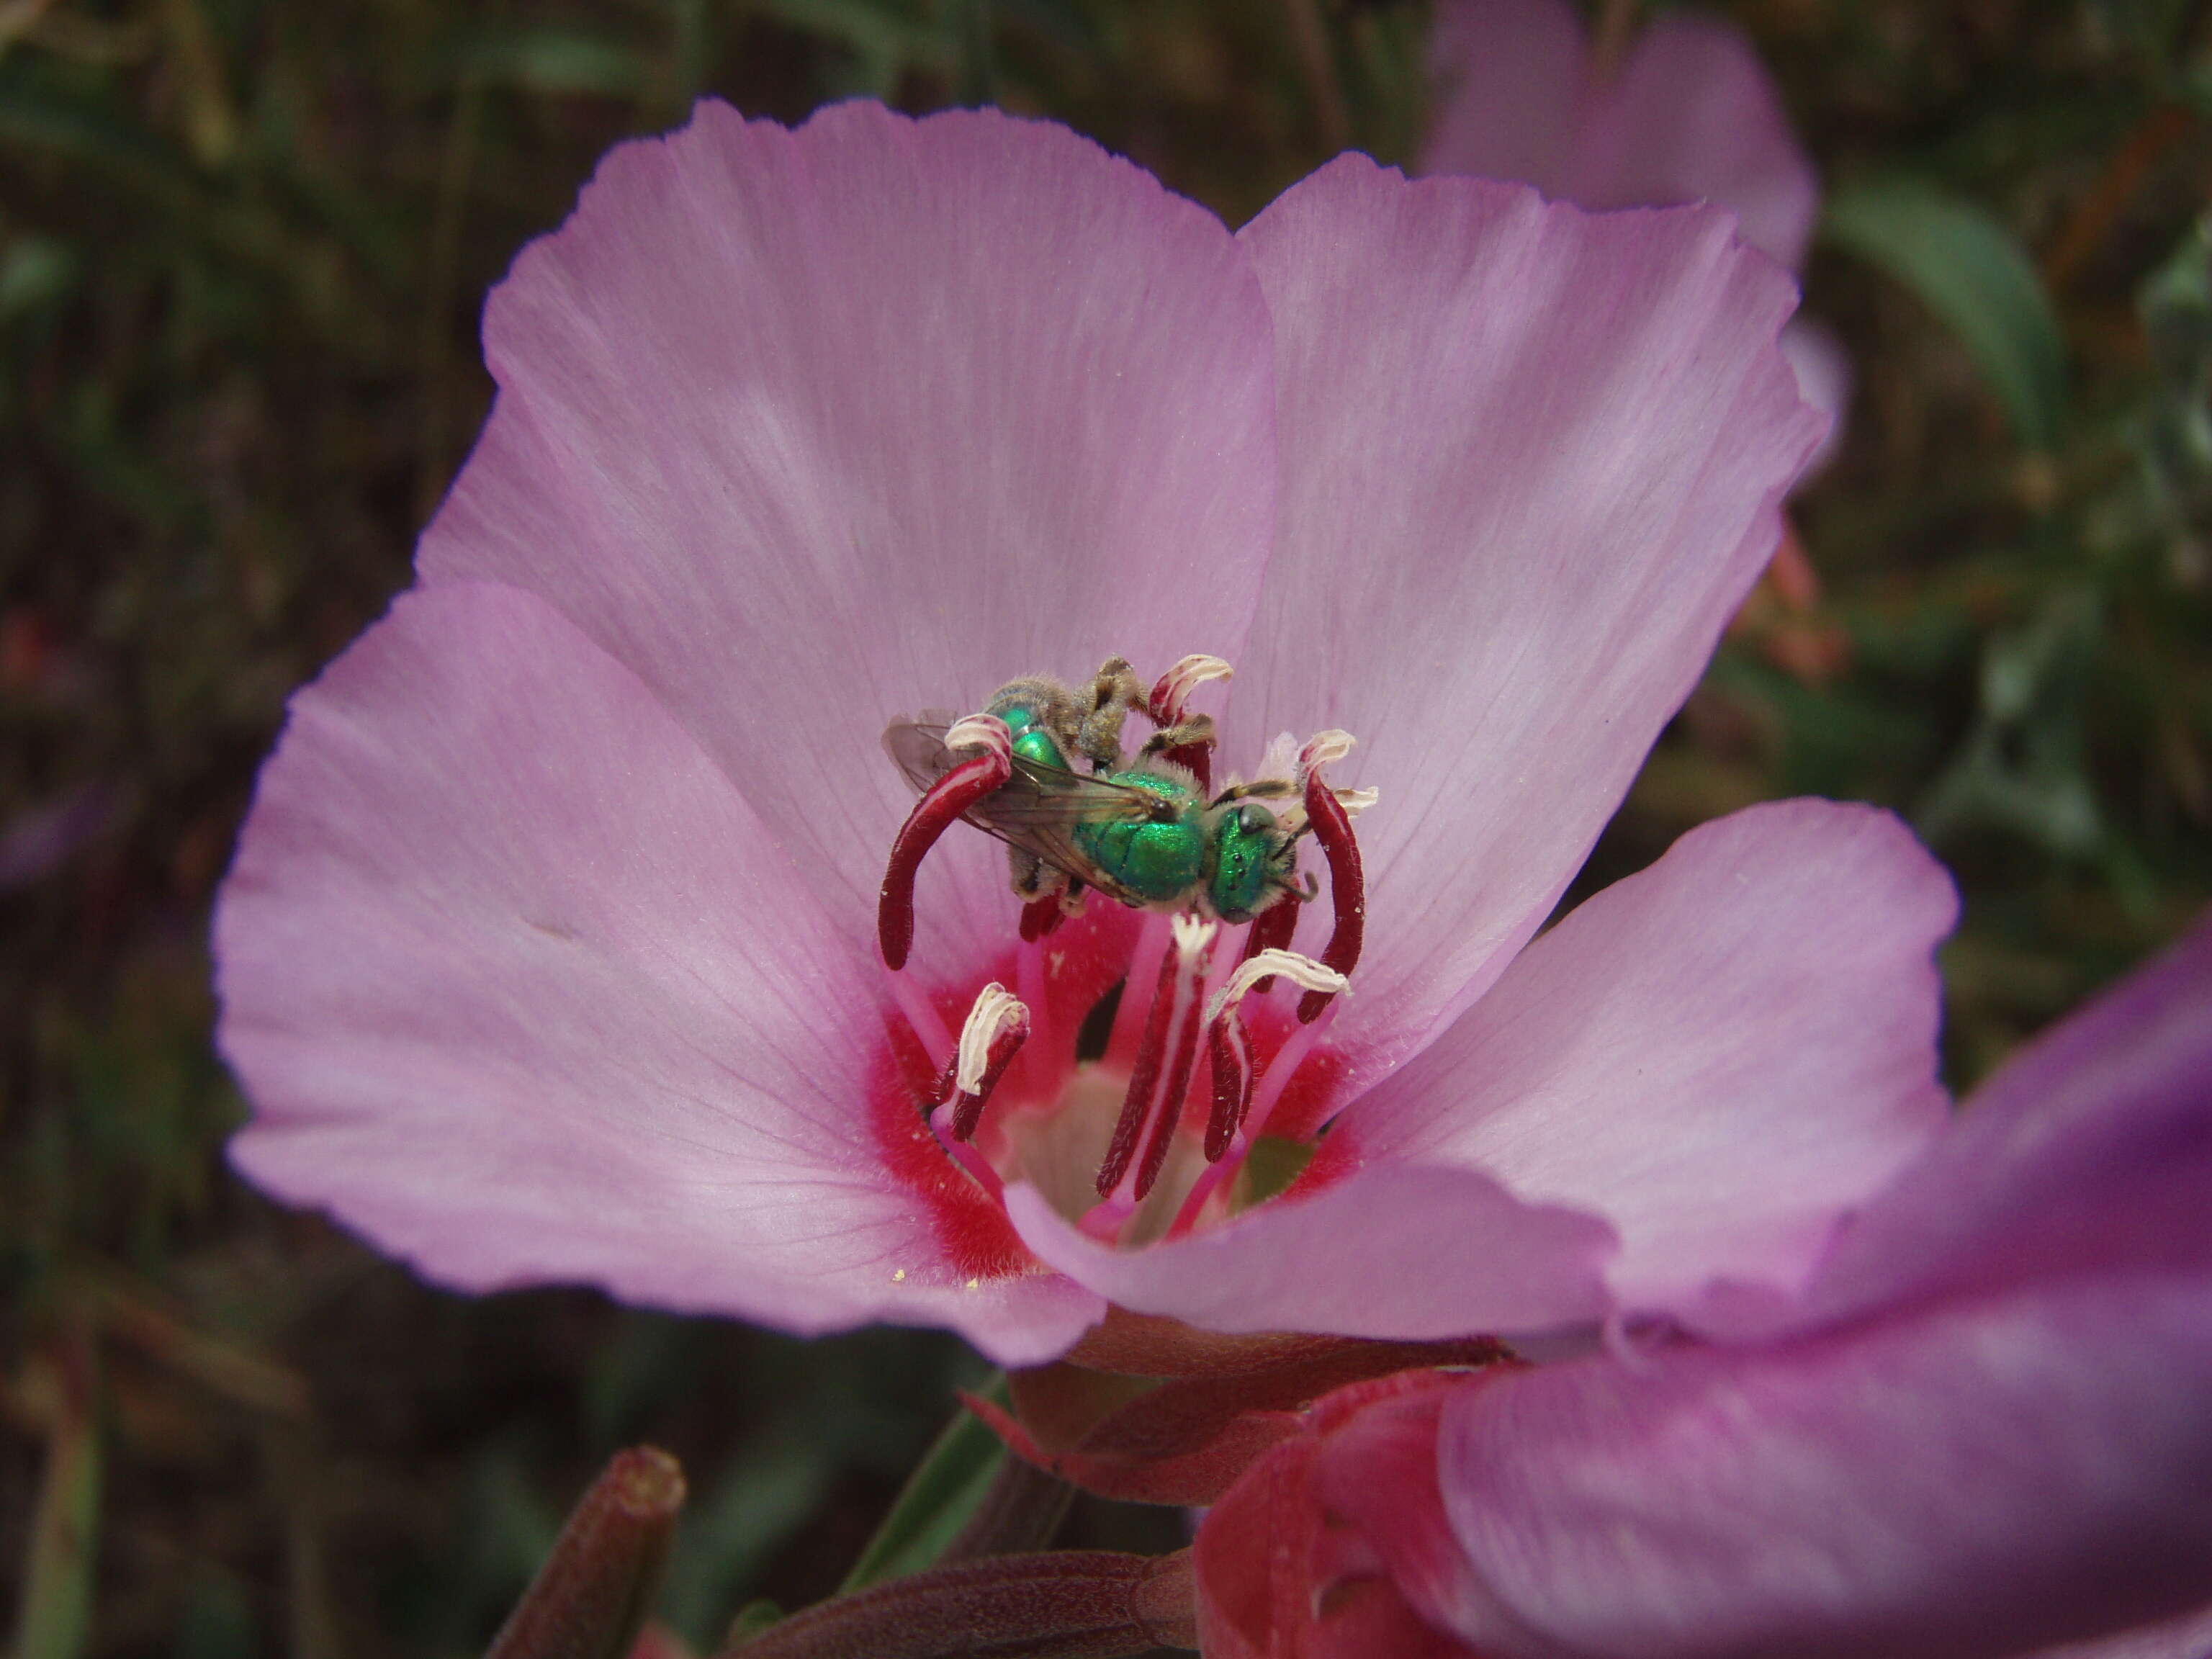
[1208,806,1280,921]
[1073,771,1205,903]
[1012,728,1067,770]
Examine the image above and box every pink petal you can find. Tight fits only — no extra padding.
[1422,0,1588,196]
[1339,801,1954,1323]
[417,102,1278,981]
[1005,1161,1614,1341]
[2020,1606,2212,1659]
[1794,915,2212,1334]
[1781,318,1853,475]
[218,584,1102,1365]
[1231,160,1824,1092]
[1565,12,1820,269]
[1424,4,1819,272]
[1434,1277,2212,1659]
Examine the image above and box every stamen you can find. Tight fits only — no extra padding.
[1300,729,1355,770]
[878,716,1013,971]
[1132,1008,1201,1200]
[943,984,1029,1142]
[1295,733,1366,1023]
[1147,654,1232,794]
[1205,948,1348,1028]
[1107,913,1174,1064]
[1237,899,1300,993]
[1095,914,1217,1199]
[1334,786,1380,817]
[1147,655,1233,725]
[1205,1010,1253,1163]
[1171,990,1342,1238]
[1097,943,1178,1198]
[927,1100,1005,1201]
[1198,949,1346,1165]
[945,712,1015,754]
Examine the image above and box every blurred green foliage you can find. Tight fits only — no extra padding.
[1,0,2208,1652]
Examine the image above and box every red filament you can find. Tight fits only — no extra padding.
[948,1020,1029,1143]
[1238,899,1299,994]
[878,748,1012,971]
[1204,1010,1254,1162]
[1298,770,1365,1024]
[1097,943,1181,1197]
[1134,997,1202,1201]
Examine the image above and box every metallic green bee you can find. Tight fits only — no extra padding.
[883,656,1306,926]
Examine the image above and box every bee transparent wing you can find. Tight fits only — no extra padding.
[882,716,967,794]
[881,716,1156,904]
[968,765,1159,904]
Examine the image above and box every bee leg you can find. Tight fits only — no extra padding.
[1073,656,1144,770]
[1008,847,1065,905]
[1207,776,1296,809]
[1137,711,1217,758]
[1143,655,1232,794]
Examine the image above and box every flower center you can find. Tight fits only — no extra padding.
[870,657,1371,1270]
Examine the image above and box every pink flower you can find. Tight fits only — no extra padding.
[216,101,1941,1368]
[1195,918,2212,1659]
[1426,0,1849,469]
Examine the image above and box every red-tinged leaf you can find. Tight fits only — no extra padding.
[966,1390,1305,1507]
[1060,1310,1351,1377]
[1195,1374,1479,1659]
[979,1336,1513,1505]
[1193,1434,1321,1659]
[726,1549,1196,1658]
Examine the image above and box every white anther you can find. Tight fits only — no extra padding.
[1334,786,1380,818]
[1205,949,1349,1025]
[945,713,1013,763]
[954,983,1028,1095]
[1170,912,1220,966]
[1156,654,1234,714]
[1300,729,1357,771]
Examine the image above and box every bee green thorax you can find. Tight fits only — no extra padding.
[1070,768,1209,904]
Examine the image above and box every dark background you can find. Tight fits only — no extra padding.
[3,0,2208,1651]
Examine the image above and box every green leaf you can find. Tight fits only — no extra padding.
[449,30,651,99]
[837,1380,1008,1595]
[1824,181,2069,449]
[14,1344,102,1659]
[0,236,78,324]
